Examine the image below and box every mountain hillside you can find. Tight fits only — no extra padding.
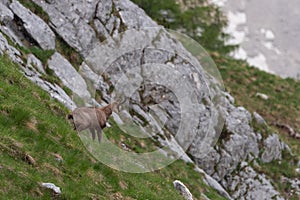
[0,55,225,199]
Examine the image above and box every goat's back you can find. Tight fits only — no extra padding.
[70,107,102,130]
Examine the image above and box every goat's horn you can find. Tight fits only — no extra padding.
[118,97,127,105]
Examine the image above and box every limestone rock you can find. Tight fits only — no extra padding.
[173,180,193,200]
[9,1,55,50]
[256,92,269,100]
[0,0,291,199]
[115,0,157,29]
[48,52,91,101]
[96,0,113,24]
[27,54,45,74]
[200,168,233,200]
[261,134,283,163]
[228,166,284,200]
[41,182,61,194]
[0,32,23,63]
[253,111,267,125]
[32,0,98,56]
[0,2,14,24]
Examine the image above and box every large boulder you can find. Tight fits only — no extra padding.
[48,52,91,101]
[9,1,55,50]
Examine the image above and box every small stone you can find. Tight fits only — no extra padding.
[173,180,193,200]
[25,153,36,166]
[255,92,269,100]
[41,182,61,194]
[51,153,63,162]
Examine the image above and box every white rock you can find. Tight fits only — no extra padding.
[41,182,61,194]
[173,180,193,200]
[255,92,269,100]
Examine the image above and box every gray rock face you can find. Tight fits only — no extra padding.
[261,134,283,163]
[194,102,260,182]
[27,54,45,74]
[0,2,14,24]
[197,167,233,200]
[228,165,284,200]
[48,52,91,101]
[0,32,23,63]
[9,1,55,50]
[115,0,157,29]
[32,0,99,56]
[96,0,113,24]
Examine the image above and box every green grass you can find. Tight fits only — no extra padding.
[0,55,225,199]
[55,36,83,71]
[131,0,236,54]
[17,45,55,65]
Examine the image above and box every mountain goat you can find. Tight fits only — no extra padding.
[68,102,118,143]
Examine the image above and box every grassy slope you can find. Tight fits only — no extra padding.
[0,55,225,199]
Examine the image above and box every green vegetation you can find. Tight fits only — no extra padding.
[132,0,236,54]
[18,45,55,65]
[55,36,83,71]
[0,55,225,199]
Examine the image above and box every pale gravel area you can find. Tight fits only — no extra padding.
[209,0,300,79]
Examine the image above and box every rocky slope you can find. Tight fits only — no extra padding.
[0,0,299,199]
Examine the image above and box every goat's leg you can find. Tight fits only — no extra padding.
[75,124,85,132]
[90,128,96,140]
[96,127,102,143]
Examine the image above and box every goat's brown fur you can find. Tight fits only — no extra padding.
[68,102,118,142]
